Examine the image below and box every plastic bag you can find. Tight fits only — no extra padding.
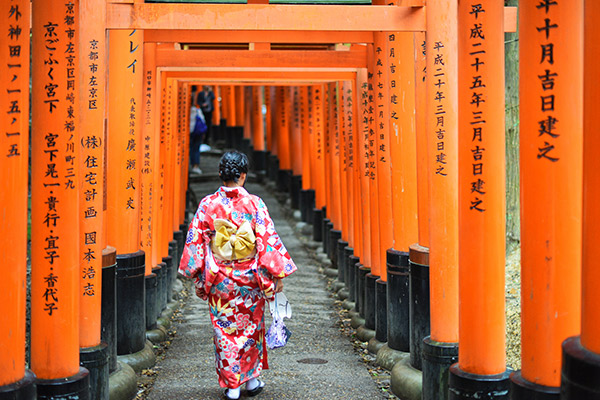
[265,293,292,349]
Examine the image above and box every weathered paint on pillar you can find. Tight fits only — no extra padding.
[388,32,418,252]
[278,86,291,170]
[367,43,381,276]
[427,0,459,343]
[313,85,326,210]
[142,42,161,268]
[328,82,342,231]
[519,0,583,386]
[300,86,311,190]
[337,82,349,242]
[0,0,30,385]
[79,0,105,347]
[235,85,245,131]
[357,69,372,267]
[291,87,303,177]
[373,32,393,280]
[252,86,265,151]
[107,29,143,254]
[582,0,600,356]
[266,86,274,153]
[457,0,506,375]
[212,85,221,125]
[31,0,80,379]
[342,80,356,248]
[414,31,430,248]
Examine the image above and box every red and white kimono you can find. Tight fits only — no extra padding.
[179,186,297,389]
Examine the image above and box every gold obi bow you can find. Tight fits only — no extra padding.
[211,219,256,261]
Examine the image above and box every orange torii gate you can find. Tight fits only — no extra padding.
[17,2,600,400]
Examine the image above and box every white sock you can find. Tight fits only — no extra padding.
[246,378,259,391]
[226,387,240,399]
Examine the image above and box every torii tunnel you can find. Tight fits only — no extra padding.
[1,1,600,399]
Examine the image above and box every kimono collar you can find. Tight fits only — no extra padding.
[217,185,249,198]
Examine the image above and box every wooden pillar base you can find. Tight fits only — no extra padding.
[300,189,315,224]
[409,243,431,371]
[345,249,356,302]
[268,154,279,183]
[116,250,146,356]
[0,370,36,399]
[252,150,268,172]
[312,208,324,242]
[357,265,370,318]
[509,371,559,400]
[328,229,342,266]
[101,247,118,373]
[290,175,302,210]
[364,273,378,330]
[375,278,388,343]
[153,264,164,317]
[145,273,158,330]
[168,241,178,302]
[561,336,600,399]
[449,365,510,400]
[36,367,89,400]
[387,249,410,353]
[422,337,458,400]
[160,258,172,311]
[322,219,332,256]
[337,240,349,283]
[173,231,184,265]
[80,342,109,400]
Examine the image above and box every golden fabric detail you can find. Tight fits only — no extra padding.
[212,219,256,261]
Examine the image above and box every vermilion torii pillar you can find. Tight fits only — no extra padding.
[299,85,315,223]
[449,2,510,398]
[107,28,150,365]
[78,0,110,396]
[327,82,343,273]
[311,84,327,242]
[355,68,372,328]
[31,0,90,397]
[422,0,459,399]
[290,86,303,210]
[561,3,600,397]
[385,29,419,358]
[0,0,36,397]
[276,86,292,193]
[512,1,583,398]
[251,86,267,171]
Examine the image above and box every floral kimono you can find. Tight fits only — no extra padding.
[179,186,297,389]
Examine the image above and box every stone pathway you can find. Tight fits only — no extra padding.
[143,152,388,399]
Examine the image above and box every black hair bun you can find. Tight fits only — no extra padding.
[219,151,249,183]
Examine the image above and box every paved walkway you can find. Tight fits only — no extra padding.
[144,152,388,400]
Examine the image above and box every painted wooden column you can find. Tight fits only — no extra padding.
[251,86,267,172]
[299,85,315,223]
[78,0,110,396]
[337,82,350,247]
[422,0,460,398]
[244,86,253,144]
[561,3,600,397]
[31,0,90,397]
[228,85,237,126]
[220,85,229,125]
[265,86,274,155]
[277,86,292,192]
[107,28,148,361]
[512,1,583,397]
[384,29,419,357]
[0,0,36,396]
[312,84,327,242]
[408,30,431,372]
[448,2,510,398]
[290,86,303,210]
[235,85,245,130]
[141,41,164,338]
[342,81,356,254]
[171,81,185,270]
[328,83,343,261]
[212,85,221,126]
[356,68,372,324]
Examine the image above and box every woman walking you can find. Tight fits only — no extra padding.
[179,151,297,399]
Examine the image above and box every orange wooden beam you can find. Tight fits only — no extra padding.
[162,69,357,84]
[145,30,375,44]
[155,48,367,69]
[107,3,425,32]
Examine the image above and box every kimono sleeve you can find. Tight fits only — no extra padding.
[253,197,297,279]
[178,197,212,284]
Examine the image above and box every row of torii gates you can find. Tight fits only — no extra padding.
[2,0,600,399]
